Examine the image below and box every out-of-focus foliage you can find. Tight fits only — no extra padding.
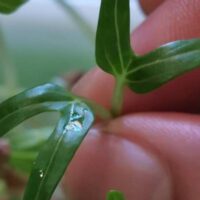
[0,0,28,14]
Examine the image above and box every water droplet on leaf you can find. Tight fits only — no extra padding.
[39,170,44,178]
[65,120,82,131]
[64,105,86,132]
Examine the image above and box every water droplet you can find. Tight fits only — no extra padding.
[65,120,82,132]
[63,105,87,132]
[39,170,44,178]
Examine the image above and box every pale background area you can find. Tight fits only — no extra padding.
[0,0,145,87]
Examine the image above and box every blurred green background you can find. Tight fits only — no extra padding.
[0,0,144,88]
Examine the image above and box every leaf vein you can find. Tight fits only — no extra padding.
[34,103,75,200]
[105,50,118,75]
[114,0,124,72]
[127,50,200,75]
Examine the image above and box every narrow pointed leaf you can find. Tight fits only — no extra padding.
[107,190,125,200]
[0,102,68,135]
[23,102,94,200]
[96,0,133,75]
[128,39,200,93]
[0,83,94,200]
[0,0,28,14]
[0,83,72,120]
[0,84,74,136]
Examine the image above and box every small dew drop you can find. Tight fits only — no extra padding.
[39,170,44,178]
[65,121,82,132]
[63,106,87,133]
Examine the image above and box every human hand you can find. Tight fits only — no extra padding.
[62,1,200,199]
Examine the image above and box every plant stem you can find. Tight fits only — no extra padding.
[111,76,125,116]
[78,98,113,120]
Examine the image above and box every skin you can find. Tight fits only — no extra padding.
[62,0,200,199]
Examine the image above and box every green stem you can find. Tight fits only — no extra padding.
[77,97,113,120]
[111,76,125,116]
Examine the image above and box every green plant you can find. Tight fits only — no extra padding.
[0,0,27,13]
[1,0,200,199]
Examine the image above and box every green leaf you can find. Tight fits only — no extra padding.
[0,0,28,14]
[0,84,73,136]
[0,83,94,200]
[107,190,125,200]
[96,0,200,95]
[96,0,133,76]
[23,102,94,200]
[128,39,200,93]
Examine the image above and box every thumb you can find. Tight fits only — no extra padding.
[62,113,200,200]
[62,114,173,200]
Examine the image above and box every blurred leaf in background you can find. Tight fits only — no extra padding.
[0,0,145,87]
[0,0,28,14]
[0,0,97,87]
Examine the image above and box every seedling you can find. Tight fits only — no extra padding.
[1,0,200,199]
